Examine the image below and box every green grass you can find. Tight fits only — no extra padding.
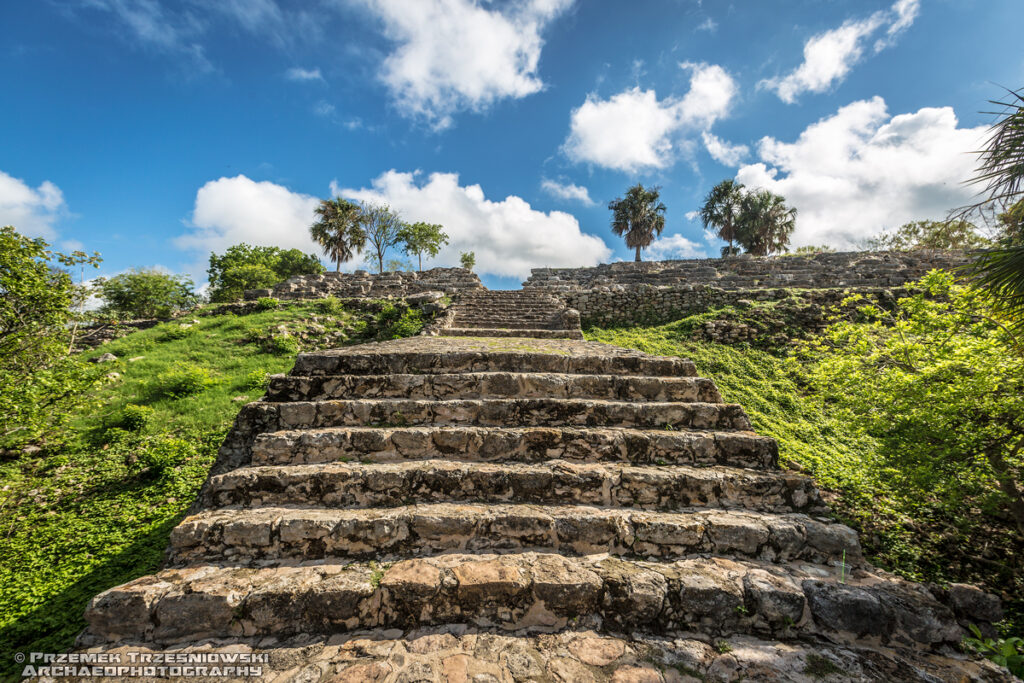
[587,320,1022,634]
[0,299,425,678]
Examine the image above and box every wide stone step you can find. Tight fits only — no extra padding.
[203,460,823,513]
[250,426,778,469]
[168,503,860,566]
[266,398,751,431]
[450,320,561,330]
[442,328,583,339]
[294,341,697,377]
[83,553,962,649]
[265,372,722,403]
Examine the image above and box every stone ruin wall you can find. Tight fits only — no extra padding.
[523,250,970,328]
[243,267,483,301]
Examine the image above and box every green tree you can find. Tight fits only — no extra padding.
[399,222,449,271]
[96,268,197,319]
[609,184,666,262]
[803,271,1024,534]
[735,189,796,256]
[362,203,405,274]
[459,251,476,271]
[310,198,367,271]
[699,179,745,258]
[0,226,103,452]
[207,244,324,302]
[962,89,1024,328]
[867,219,989,251]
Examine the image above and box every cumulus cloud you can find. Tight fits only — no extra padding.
[734,96,985,248]
[338,170,610,278]
[702,132,749,166]
[541,178,595,205]
[761,0,920,104]
[286,67,323,82]
[0,170,68,240]
[564,62,738,172]
[176,175,322,257]
[355,0,573,129]
[646,233,706,260]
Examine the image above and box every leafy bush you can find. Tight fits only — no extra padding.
[95,268,197,320]
[157,324,198,342]
[316,296,344,315]
[255,296,279,311]
[244,368,270,391]
[134,436,194,474]
[118,404,153,432]
[266,335,299,355]
[963,624,1024,677]
[207,243,324,302]
[149,362,215,398]
[0,226,103,452]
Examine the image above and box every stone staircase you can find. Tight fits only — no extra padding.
[76,336,1009,681]
[442,290,584,339]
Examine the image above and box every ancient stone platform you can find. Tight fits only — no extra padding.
[441,290,584,339]
[77,337,1010,681]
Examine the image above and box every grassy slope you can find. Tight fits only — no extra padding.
[587,320,1022,633]
[0,300,420,676]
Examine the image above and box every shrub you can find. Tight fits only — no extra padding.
[316,296,344,315]
[134,436,194,474]
[244,368,270,391]
[149,362,215,398]
[119,404,153,432]
[157,325,198,342]
[95,269,197,320]
[266,335,299,355]
[255,297,279,311]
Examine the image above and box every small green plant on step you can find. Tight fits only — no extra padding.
[963,624,1024,677]
[255,296,279,311]
[714,640,732,654]
[803,653,842,679]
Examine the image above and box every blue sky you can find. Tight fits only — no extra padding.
[1,0,1020,289]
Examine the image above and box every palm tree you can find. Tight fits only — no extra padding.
[699,179,745,257]
[310,198,366,271]
[609,184,666,262]
[735,189,797,256]
[962,89,1024,328]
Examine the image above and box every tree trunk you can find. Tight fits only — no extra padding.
[635,245,642,262]
[378,252,384,274]
[336,257,341,273]
[418,253,422,272]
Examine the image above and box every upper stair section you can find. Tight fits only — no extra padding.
[441,290,584,339]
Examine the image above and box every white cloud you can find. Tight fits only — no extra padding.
[338,170,611,278]
[564,62,738,172]
[761,0,919,104]
[286,67,323,82]
[702,131,749,166]
[176,175,323,258]
[78,0,213,73]
[695,17,717,33]
[541,178,595,206]
[646,233,706,260]
[355,0,573,129]
[0,170,68,240]
[734,96,986,248]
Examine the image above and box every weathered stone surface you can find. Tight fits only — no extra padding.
[204,461,823,513]
[76,335,1003,681]
[251,426,778,469]
[72,628,1011,683]
[168,504,860,565]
